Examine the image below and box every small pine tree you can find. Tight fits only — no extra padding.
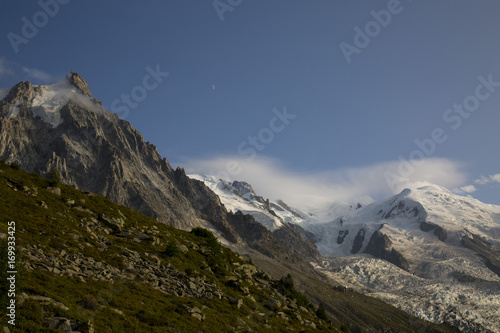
[163,240,179,257]
[191,227,221,257]
[280,274,295,293]
[316,302,328,321]
[340,323,351,333]
[49,168,62,186]
[9,162,20,170]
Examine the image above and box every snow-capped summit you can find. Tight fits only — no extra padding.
[1,72,104,127]
[189,174,321,260]
[190,174,284,231]
[189,176,500,331]
[310,185,500,267]
[310,185,500,332]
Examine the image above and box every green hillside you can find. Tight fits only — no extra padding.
[0,161,337,332]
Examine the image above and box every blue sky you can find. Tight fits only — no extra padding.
[1,0,499,206]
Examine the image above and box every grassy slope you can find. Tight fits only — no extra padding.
[0,162,336,332]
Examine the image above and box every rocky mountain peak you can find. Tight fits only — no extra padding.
[3,80,35,104]
[66,72,93,99]
[231,180,256,196]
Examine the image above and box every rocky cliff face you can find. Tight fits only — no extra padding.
[0,77,201,229]
[0,74,319,266]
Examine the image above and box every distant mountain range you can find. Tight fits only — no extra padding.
[1,73,498,332]
[191,176,500,332]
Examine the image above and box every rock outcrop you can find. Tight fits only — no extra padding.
[364,230,409,271]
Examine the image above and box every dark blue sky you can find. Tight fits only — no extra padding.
[1,0,499,204]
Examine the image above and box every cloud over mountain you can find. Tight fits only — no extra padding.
[183,156,468,208]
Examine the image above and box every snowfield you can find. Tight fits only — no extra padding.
[190,174,285,231]
[191,175,500,332]
[3,80,105,127]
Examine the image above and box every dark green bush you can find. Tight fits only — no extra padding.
[191,227,221,257]
[277,274,312,309]
[190,227,214,238]
[49,168,62,186]
[340,323,351,333]
[81,294,100,310]
[9,162,20,170]
[163,240,179,257]
[316,303,328,321]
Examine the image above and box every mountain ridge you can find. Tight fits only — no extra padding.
[192,175,500,331]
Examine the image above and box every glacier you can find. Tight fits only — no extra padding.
[191,175,500,332]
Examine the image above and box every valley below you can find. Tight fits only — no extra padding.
[317,256,500,333]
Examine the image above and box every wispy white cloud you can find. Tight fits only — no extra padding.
[0,58,14,78]
[22,67,52,83]
[453,184,477,194]
[461,185,477,193]
[474,173,500,185]
[0,59,53,84]
[183,156,468,208]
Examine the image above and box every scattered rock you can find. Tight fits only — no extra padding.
[304,321,316,329]
[178,244,189,253]
[100,215,125,232]
[73,319,95,333]
[277,311,288,320]
[115,231,130,237]
[263,298,281,311]
[47,187,61,196]
[237,264,258,279]
[181,305,205,321]
[229,297,244,309]
[334,285,353,292]
[44,317,72,331]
